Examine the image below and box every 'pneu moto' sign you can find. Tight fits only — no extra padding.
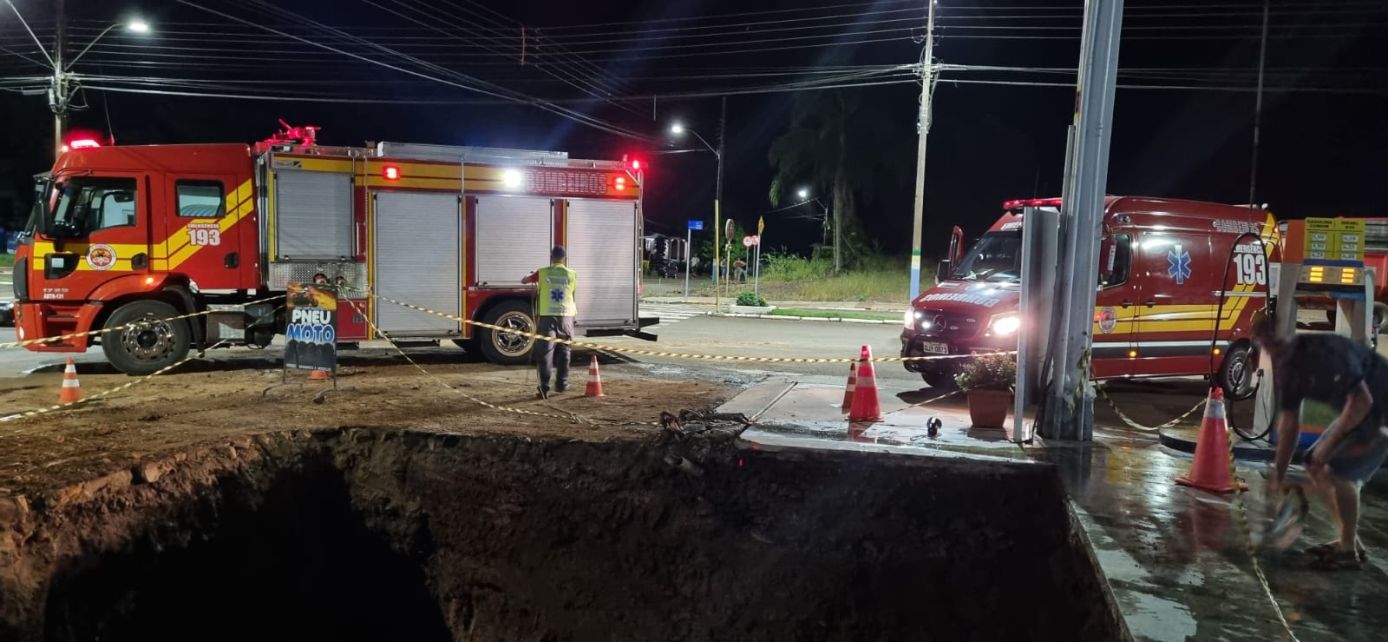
[285,281,338,372]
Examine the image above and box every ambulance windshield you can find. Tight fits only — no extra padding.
[950,231,1022,282]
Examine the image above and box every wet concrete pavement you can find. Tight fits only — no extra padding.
[725,376,1388,642]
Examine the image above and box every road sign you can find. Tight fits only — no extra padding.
[743,235,759,248]
[757,216,765,235]
[688,219,703,231]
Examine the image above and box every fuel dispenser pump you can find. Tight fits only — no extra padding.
[1253,218,1376,448]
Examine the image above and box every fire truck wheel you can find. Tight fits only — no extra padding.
[101,300,192,376]
[1218,342,1258,401]
[477,300,537,366]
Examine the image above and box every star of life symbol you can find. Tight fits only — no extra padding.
[549,289,565,303]
[1167,245,1192,285]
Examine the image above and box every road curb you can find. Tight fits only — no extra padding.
[717,312,897,325]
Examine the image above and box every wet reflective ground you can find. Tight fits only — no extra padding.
[727,379,1388,642]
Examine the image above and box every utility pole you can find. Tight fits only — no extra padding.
[907,0,938,302]
[51,0,67,158]
[713,96,727,308]
[1042,0,1124,441]
[1248,0,1269,207]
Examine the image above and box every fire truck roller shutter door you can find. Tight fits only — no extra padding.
[373,191,461,334]
[274,169,354,260]
[474,195,553,286]
[566,199,638,328]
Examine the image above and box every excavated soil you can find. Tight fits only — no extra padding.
[0,426,1125,641]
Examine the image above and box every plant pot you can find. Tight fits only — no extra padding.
[966,388,1013,428]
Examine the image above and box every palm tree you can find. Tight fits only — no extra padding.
[767,89,908,272]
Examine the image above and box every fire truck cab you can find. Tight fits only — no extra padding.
[12,127,645,374]
[901,196,1278,399]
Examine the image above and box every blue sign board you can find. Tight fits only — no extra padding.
[687,219,704,231]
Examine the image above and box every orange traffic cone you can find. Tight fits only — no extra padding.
[59,357,82,404]
[308,369,331,381]
[1176,387,1246,494]
[585,355,606,397]
[848,346,882,422]
[841,359,858,414]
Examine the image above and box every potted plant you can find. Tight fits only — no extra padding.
[954,352,1016,428]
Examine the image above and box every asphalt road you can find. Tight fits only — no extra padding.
[0,307,915,386]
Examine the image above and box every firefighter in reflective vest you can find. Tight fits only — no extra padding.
[523,246,577,399]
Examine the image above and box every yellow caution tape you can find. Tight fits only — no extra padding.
[370,293,1012,365]
[0,295,287,350]
[1223,400,1302,641]
[1096,385,1206,433]
[341,299,630,427]
[0,340,232,430]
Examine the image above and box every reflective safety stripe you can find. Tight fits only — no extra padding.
[536,264,578,317]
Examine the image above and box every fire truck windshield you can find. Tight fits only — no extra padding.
[950,231,1022,282]
[22,174,50,240]
[43,177,137,238]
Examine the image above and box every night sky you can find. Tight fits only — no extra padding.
[1,0,1384,257]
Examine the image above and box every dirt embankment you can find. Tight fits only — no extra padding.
[0,425,1126,642]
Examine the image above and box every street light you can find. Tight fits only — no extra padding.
[668,106,727,308]
[68,18,154,68]
[2,1,153,156]
[795,188,832,253]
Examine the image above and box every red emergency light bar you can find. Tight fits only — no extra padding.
[1003,198,1062,210]
[631,159,641,171]
[68,138,102,150]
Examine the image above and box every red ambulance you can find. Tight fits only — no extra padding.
[901,197,1278,398]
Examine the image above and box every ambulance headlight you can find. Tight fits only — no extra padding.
[905,309,928,330]
[989,314,1021,336]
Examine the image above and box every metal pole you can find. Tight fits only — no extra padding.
[684,226,692,300]
[1044,0,1124,441]
[1248,0,1269,207]
[753,238,761,299]
[51,0,66,158]
[907,0,937,302]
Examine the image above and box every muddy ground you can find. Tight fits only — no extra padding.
[0,350,739,499]
[0,351,1128,641]
[1,427,1124,642]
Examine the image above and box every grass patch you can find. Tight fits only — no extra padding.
[644,254,929,305]
[0,253,13,269]
[755,254,920,304]
[768,307,900,321]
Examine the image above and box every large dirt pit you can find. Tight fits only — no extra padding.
[0,427,1126,641]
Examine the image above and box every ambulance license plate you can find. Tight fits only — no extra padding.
[920,342,949,355]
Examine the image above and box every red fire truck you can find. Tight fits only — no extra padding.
[11,125,648,374]
[901,197,1279,399]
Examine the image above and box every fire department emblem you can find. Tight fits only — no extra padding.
[1167,245,1191,285]
[1098,307,1117,334]
[86,244,117,271]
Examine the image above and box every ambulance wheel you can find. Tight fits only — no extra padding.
[922,371,956,389]
[101,300,191,376]
[1218,342,1258,401]
[477,301,536,366]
